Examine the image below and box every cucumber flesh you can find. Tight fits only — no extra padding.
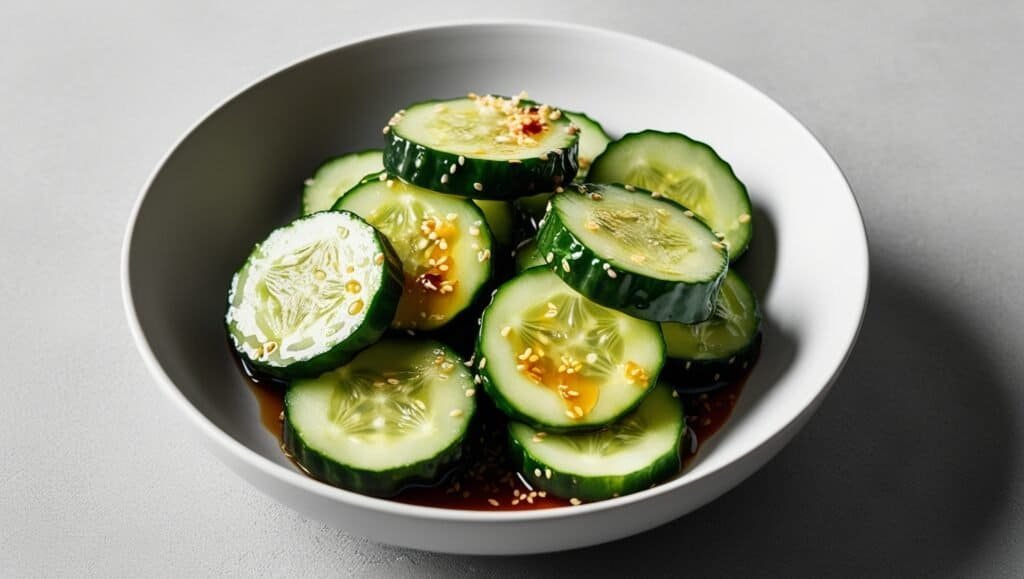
[536,183,728,323]
[301,150,384,215]
[513,239,546,272]
[588,131,753,260]
[474,200,515,247]
[333,176,494,331]
[563,111,611,181]
[509,383,684,501]
[284,339,476,496]
[226,211,402,379]
[477,268,664,431]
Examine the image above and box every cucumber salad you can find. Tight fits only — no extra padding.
[226,92,761,507]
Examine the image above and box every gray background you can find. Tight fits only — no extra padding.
[2,0,1022,576]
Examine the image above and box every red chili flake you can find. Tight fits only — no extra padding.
[521,118,544,135]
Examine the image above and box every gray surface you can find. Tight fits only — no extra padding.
[1,0,1022,576]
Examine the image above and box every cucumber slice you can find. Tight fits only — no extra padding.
[383,95,579,199]
[513,191,553,237]
[301,150,384,215]
[474,200,515,247]
[662,270,762,393]
[283,339,476,496]
[563,111,611,181]
[333,176,494,331]
[226,211,403,379]
[513,239,546,273]
[509,383,683,501]
[477,268,664,431]
[535,183,728,323]
[588,130,753,260]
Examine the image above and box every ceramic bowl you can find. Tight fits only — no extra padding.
[122,22,868,554]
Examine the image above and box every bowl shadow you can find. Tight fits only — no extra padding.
[452,256,1018,575]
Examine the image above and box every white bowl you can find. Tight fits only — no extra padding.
[122,21,868,555]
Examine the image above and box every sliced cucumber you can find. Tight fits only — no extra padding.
[226,211,403,379]
[332,175,494,331]
[383,95,579,199]
[563,110,611,181]
[535,183,728,323]
[513,239,546,273]
[662,270,761,393]
[588,130,753,260]
[474,199,515,247]
[301,150,384,215]
[283,339,476,496]
[509,383,683,501]
[476,268,664,431]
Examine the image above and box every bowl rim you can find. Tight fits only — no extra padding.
[121,19,870,524]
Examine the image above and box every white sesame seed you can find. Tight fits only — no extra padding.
[607,268,618,279]
[478,357,487,370]
[458,155,466,166]
[386,377,399,385]
[440,174,449,184]
[500,326,512,337]
[488,498,499,507]
[386,179,395,188]
[624,184,636,191]
[561,258,570,273]
[738,213,751,224]
[304,178,314,186]
[473,182,483,192]
[534,468,542,477]
[382,126,390,134]
[570,498,582,506]
[545,252,554,263]
[449,164,457,175]
[465,388,475,397]
[378,173,387,182]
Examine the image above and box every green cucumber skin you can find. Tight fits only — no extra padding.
[473,270,665,433]
[589,129,753,261]
[282,400,471,498]
[664,332,761,394]
[534,186,727,323]
[562,110,612,182]
[227,213,405,381]
[383,132,579,201]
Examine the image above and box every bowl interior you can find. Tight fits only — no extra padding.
[125,23,867,525]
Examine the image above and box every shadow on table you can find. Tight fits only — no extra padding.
[464,256,1018,576]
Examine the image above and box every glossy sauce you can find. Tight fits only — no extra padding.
[242,356,750,511]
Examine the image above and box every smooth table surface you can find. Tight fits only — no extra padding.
[2,1,1023,576]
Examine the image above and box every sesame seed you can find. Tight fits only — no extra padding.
[684,210,695,218]
[561,258,571,272]
[478,248,491,262]
[534,468,542,477]
[386,377,400,385]
[468,225,480,237]
[488,498,499,507]
[570,498,582,506]
[375,253,385,265]
[278,411,284,421]
[347,300,365,315]
[500,326,512,337]
[465,388,475,397]
[458,155,466,166]
[440,174,449,184]
[473,374,482,384]
[473,182,484,192]
[589,192,603,201]
[508,159,522,164]
[378,173,387,182]
[449,164,457,175]
[538,491,547,497]
[450,409,464,418]
[386,179,395,188]
[544,468,552,479]
[624,184,636,191]
[651,191,663,198]
[565,410,576,419]
[304,178,314,186]
[607,269,618,279]
[478,357,487,370]
[545,252,554,263]
[738,213,751,224]
[414,399,427,410]
[539,152,549,161]
[382,126,390,134]
[555,186,564,193]
[712,241,725,250]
